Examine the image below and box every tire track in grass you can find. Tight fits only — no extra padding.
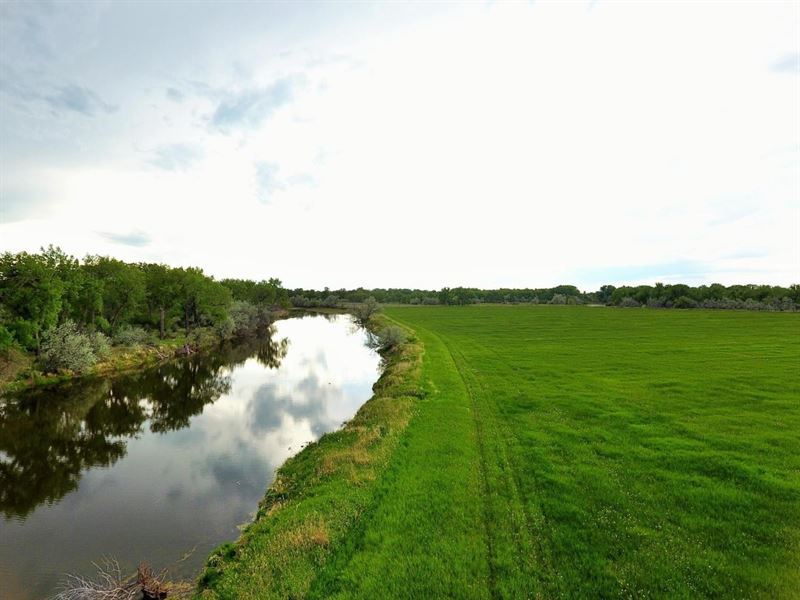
[476,340,562,596]
[440,334,501,599]
[445,340,557,599]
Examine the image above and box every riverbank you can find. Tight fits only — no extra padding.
[0,338,185,395]
[0,311,292,395]
[195,314,423,598]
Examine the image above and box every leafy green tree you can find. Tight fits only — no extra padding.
[141,263,182,338]
[0,250,64,351]
[175,268,232,333]
[84,256,146,333]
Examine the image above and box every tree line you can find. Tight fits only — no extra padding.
[289,283,799,311]
[2,247,797,362]
[0,246,289,360]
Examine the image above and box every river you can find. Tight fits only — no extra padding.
[0,314,380,599]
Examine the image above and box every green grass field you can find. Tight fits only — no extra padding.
[200,306,800,599]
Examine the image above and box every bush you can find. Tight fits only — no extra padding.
[619,297,640,308]
[291,295,312,308]
[188,327,218,349]
[673,296,698,309]
[113,325,152,347]
[0,324,14,355]
[352,297,380,324]
[368,326,407,353]
[647,296,667,308]
[229,300,273,337]
[321,295,340,308]
[39,321,97,373]
[89,331,111,358]
[215,316,236,339]
[549,294,566,305]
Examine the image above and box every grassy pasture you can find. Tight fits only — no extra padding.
[200,306,799,599]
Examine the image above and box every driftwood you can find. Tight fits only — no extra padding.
[51,558,191,600]
[137,564,167,599]
[174,344,196,357]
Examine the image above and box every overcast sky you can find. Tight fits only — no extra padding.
[1,1,798,290]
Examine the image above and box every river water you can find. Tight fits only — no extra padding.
[0,314,380,599]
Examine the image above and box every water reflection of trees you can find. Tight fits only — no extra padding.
[0,330,288,519]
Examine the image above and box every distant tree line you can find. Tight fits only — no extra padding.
[0,246,289,365]
[289,285,587,307]
[289,283,799,311]
[2,247,796,369]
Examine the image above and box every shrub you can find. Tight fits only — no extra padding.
[39,321,97,373]
[619,297,640,308]
[113,325,152,347]
[230,300,257,335]
[321,295,340,308]
[421,297,439,305]
[673,296,699,309]
[89,331,111,358]
[188,327,218,349]
[647,296,667,308]
[352,297,380,324]
[229,300,273,337]
[291,295,312,308]
[549,294,566,305]
[0,324,14,355]
[215,316,236,339]
[368,326,407,353]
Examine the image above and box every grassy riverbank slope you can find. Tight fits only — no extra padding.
[199,306,800,598]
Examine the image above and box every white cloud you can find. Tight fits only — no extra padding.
[0,1,797,289]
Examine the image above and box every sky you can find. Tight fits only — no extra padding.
[0,1,798,291]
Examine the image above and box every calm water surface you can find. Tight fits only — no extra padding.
[0,314,380,599]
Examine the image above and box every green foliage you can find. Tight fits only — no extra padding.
[351,297,380,324]
[88,331,111,359]
[0,248,65,350]
[84,255,146,332]
[609,282,798,310]
[113,325,152,347]
[0,248,287,363]
[0,324,14,354]
[227,300,273,338]
[287,282,798,311]
[174,267,232,333]
[221,277,288,308]
[673,295,698,309]
[368,325,406,353]
[39,321,97,373]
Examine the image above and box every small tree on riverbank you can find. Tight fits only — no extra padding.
[367,325,406,353]
[352,297,380,325]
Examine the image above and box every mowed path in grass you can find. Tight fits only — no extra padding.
[311,306,800,598]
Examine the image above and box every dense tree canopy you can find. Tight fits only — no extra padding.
[0,247,288,356]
